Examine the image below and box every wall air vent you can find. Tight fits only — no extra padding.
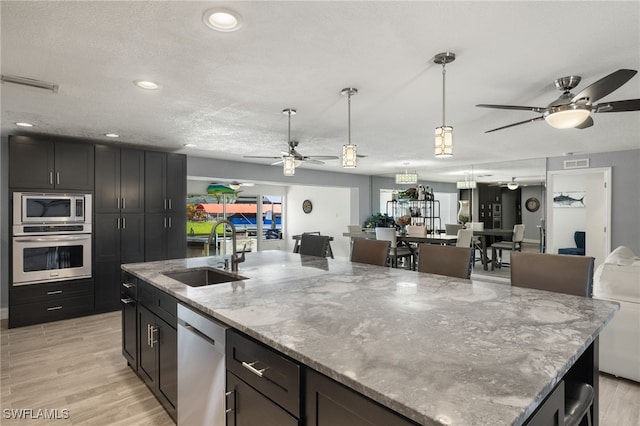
[1,75,59,93]
[563,158,589,169]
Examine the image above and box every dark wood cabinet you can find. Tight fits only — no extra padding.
[121,272,138,369]
[144,152,186,261]
[94,146,144,214]
[9,279,94,328]
[9,135,94,191]
[305,369,419,426]
[226,371,300,426]
[132,280,178,421]
[94,145,145,312]
[94,213,144,312]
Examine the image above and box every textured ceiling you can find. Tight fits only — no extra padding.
[2,1,639,184]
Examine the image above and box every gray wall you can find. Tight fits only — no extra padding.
[520,184,545,242]
[187,156,373,224]
[547,149,640,254]
[1,137,8,314]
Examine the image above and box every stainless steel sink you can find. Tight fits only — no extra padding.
[163,267,248,287]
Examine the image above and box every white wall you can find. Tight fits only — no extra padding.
[548,173,587,254]
[286,185,352,260]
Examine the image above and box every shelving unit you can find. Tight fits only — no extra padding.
[386,199,441,232]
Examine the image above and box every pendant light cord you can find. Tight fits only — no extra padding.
[347,91,352,145]
[441,63,446,127]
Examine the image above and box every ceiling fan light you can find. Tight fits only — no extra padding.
[342,144,357,168]
[228,182,241,190]
[507,182,519,190]
[434,126,453,157]
[544,107,591,129]
[283,155,296,176]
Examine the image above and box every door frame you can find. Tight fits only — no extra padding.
[546,167,611,266]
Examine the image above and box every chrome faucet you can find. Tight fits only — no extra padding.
[205,219,245,272]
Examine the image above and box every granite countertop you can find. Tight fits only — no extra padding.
[122,251,619,426]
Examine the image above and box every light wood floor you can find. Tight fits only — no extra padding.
[2,312,639,425]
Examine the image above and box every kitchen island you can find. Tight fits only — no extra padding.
[122,251,618,425]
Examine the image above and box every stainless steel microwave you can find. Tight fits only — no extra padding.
[13,192,92,225]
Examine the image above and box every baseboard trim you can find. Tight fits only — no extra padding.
[1,307,8,321]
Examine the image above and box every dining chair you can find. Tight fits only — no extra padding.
[375,227,414,269]
[510,251,596,426]
[490,224,525,269]
[406,225,428,237]
[558,231,586,256]
[455,229,473,248]
[350,238,390,266]
[444,223,463,236]
[417,244,473,279]
[347,224,364,234]
[298,233,331,257]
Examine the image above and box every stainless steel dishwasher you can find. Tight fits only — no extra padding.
[177,303,228,426]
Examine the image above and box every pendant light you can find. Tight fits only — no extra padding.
[282,108,297,176]
[341,88,358,168]
[507,177,519,190]
[395,162,418,185]
[433,52,456,158]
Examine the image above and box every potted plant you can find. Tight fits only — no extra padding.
[364,213,395,229]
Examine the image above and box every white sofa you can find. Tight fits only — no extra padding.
[593,246,640,382]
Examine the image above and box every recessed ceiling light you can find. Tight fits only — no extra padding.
[15,122,34,127]
[105,133,119,138]
[203,8,242,32]
[183,143,197,148]
[134,80,160,90]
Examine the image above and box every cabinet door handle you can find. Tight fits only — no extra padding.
[122,217,126,229]
[168,217,172,228]
[56,172,60,185]
[47,290,63,295]
[49,171,54,185]
[241,361,266,377]
[122,198,126,210]
[225,390,235,414]
[150,326,158,348]
[117,198,120,209]
[168,199,172,210]
[47,306,63,311]
[120,298,134,304]
[163,199,167,210]
[147,324,151,346]
[163,217,167,228]
[117,217,121,229]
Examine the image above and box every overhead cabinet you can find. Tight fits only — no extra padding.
[94,145,145,213]
[9,135,94,191]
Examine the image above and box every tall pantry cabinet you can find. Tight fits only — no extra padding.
[94,145,145,312]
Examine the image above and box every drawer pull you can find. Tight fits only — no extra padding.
[122,282,134,289]
[47,290,63,295]
[47,306,63,311]
[121,298,134,304]
[242,361,266,378]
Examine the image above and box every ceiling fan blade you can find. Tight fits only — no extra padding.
[594,99,640,113]
[303,159,325,165]
[575,116,594,129]
[270,160,283,166]
[484,116,545,133]
[571,69,637,104]
[305,155,339,160]
[476,104,546,113]
[244,155,281,160]
[356,154,367,158]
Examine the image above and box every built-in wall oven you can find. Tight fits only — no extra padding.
[12,192,92,286]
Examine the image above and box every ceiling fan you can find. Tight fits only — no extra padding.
[245,139,339,166]
[477,69,640,133]
[243,108,340,166]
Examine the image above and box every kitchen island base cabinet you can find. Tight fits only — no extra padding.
[226,372,300,426]
[305,369,419,426]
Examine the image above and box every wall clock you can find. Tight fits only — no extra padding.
[525,197,540,212]
[302,199,313,214]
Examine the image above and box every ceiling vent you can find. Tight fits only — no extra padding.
[1,75,59,93]
[563,158,590,169]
